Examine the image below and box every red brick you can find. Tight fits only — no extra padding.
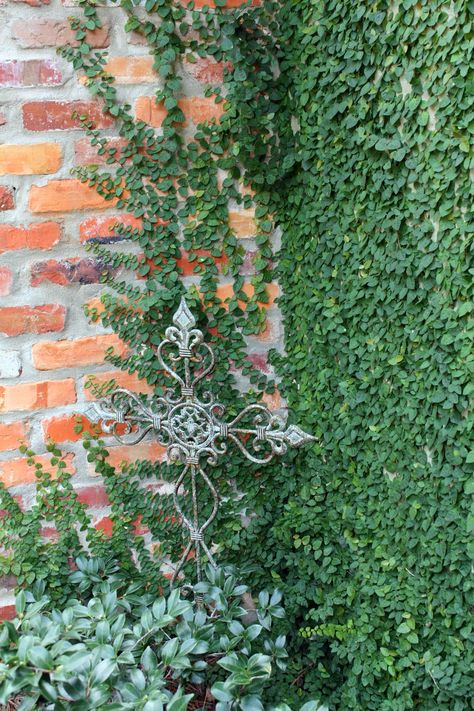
[95,516,113,537]
[11,0,50,5]
[12,19,110,48]
[184,56,231,83]
[0,222,61,253]
[0,305,66,337]
[32,334,128,370]
[79,214,141,243]
[0,186,14,211]
[74,137,127,166]
[31,258,116,286]
[43,414,100,443]
[0,605,16,621]
[0,60,62,88]
[76,485,110,508]
[23,101,114,131]
[84,370,153,400]
[0,143,62,176]
[29,179,115,213]
[0,452,75,488]
[0,421,28,452]
[0,379,76,413]
[0,267,12,296]
[178,249,228,276]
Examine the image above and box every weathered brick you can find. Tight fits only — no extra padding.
[0,267,13,296]
[262,389,282,411]
[0,186,15,211]
[0,305,66,337]
[0,60,62,87]
[12,19,110,48]
[184,56,231,84]
[74,137,127,166]
[104,56,156,84]
[229,209,257,238]
[31,258,117,286]
[0,379,76,413]
[0,421,28,452]
[43,414,100,443]
[84,369,153,400]
[23,101,113,131]
[0,350,22,379]
[79,214,141,243]
[29,179,114,213]
[0,452,75,488]
[100,441,166,472]
[76,485,110,508]
[135,96,223,127]
[32,334,128,370]
[0,143,61,176]
[254,315,281,343]
[0,222,61,253]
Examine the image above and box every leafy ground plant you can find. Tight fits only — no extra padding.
[0,561,326,711]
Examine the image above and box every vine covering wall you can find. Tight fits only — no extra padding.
[227,1,473,708]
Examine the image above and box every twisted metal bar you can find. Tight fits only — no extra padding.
[90,298,315,594]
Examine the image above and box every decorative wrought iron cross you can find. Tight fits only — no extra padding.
[91,298,314,587]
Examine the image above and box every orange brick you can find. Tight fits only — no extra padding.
[0,144,61,176]
[107,442,166,469]
[229,209,257,238]
[135,96,223,127]
[184,56,230,84]
[42,414,101,443]
[29,179,115,213]
[84,370,154,400]
[180,97,223,125]
[0,222,61,253]
[0,305,66,337]
[178,248,228,276]
[32,334,128,370]
[104,57,156,84]
[0,453,75,488]
[135,96,167,127]
[0,379,76,413]
[0,421,28,452]
[88,441,166,476]
[262,389,282,411]
[214,282,279,310]
[74,137,127,166]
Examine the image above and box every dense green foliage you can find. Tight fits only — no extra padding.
[1,1,472,709]
[0,561,324,710]
[224,1,474,709]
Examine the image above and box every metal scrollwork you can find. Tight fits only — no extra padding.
[91,298,315,589]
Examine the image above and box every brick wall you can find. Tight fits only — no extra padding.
[0,0,281,616]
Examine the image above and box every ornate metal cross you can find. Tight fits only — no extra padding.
[91,298,314,587]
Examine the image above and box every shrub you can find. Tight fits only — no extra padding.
[0,560,325,711]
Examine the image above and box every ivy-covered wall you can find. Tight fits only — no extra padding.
[231,0,473,708]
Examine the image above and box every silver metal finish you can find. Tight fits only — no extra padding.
[92,298,315,587]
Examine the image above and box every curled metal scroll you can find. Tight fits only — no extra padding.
[91,298,315,592]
